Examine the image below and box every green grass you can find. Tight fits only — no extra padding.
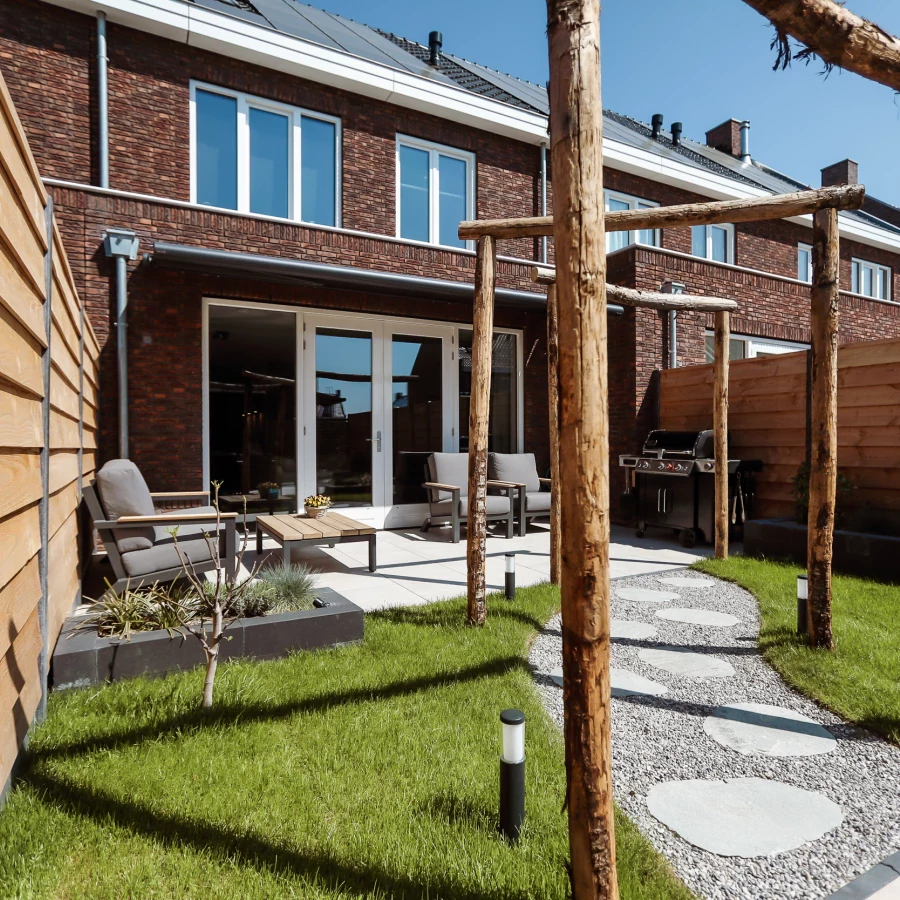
[0,584,691,900]
[694,556,900,744]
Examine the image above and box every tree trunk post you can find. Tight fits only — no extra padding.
[466,234,496,627]
[547,282,562,584]
[713,310,730,559]
[547,0,618,896]
[807,207,839,649]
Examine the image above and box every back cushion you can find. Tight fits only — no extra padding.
[96,459,156,553]
[489,453,540,493]
[429,453,469,501]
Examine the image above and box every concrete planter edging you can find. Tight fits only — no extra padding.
[51,587,363,690]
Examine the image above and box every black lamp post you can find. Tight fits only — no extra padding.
[797,574,808,635]
[499,708,525,842]
[505,553,516,599]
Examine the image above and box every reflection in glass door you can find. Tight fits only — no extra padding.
[458,330,518,453]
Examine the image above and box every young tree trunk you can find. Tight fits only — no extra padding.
[547,282,562,585]
[547,0,618,897]
[713,311,730,560]
[466,235,496,626]
[807,207,839,649]
[201,609,224,709]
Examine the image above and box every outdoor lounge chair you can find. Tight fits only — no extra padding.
[84,459,237,597]
[488,452,552,537]
[422,452,516,542]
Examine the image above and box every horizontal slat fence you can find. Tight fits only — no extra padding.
[660,336,900,523]
[0,72,98,798]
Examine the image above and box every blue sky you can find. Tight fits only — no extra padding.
[313,0,900,204]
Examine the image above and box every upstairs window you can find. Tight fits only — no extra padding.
[397,136,474,249]
[191,82,340,226]
[798,243,813,283]
[851,257,891,300]
[692,223,734,264]
[605,190,660,252]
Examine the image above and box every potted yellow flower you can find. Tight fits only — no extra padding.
[304,494,332,519]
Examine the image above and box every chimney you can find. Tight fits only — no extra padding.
[428,31,442,67]
[821,159,859,187]
[671,122,682,147]
[651,113,663,140]
[739,120,751,162]
[705,119,743,157]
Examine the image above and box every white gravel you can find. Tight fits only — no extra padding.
[529,570,900,900]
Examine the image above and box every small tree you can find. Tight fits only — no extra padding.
[170,483,261,710]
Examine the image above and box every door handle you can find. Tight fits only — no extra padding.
[657,488,661,513]
[366,430,382,452]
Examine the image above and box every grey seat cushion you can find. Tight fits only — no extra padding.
[428,453,469,503]
[96,459,156,553]
[154,506,223,544]
[431,494,511,519]
[525,491,551,513]
[120,534,218,579]
[489,453,540,493]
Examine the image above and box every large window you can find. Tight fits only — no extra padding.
[705,331,807,363]
[397,136,474,249]
[692,223,734,264]
[798,243,813,283]
[191,82,340,226]
[605,190,659,252]
[851,257,891,300]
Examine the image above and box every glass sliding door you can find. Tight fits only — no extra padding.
[207,303,297,513]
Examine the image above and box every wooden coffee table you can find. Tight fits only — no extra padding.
[255,511,377,571]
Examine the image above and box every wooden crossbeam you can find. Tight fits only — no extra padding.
[530,266,738,312]
[460,183,865,241]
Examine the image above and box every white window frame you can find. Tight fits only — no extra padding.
[604,189,660,249]
[798,242,813,283]
[692,223,735,264]
[851,257,891,300]
[705,329,807,363]
[189,80,342,226]
[395,134,476,250]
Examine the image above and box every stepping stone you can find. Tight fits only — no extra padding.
[639,647,735,679]
[549,666,668,698]
[659,576,716,588]
[611,619,657,641]
[616,588,679,604]
[704,702,837,757]
[655,608,740,627]
[646,777,843,857]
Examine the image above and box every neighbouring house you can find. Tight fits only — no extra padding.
[1,0,899,530]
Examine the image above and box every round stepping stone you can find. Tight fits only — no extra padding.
[655,608,740,628]
[611,619,657,641]
[646,777,843,858]
[549,666,668,698]
[704,702,836,757]
[639,647,735,679]
[616,587,679,604]
[659,576,716,588]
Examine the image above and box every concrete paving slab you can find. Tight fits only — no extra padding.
[611,619,658,641]
[639,647,735,679]
[549,666,668,698]
[704,702,837,757]
[655,608,740,627]
[658,576,716,588]
[646,777,843,858]
[616,588,680,604]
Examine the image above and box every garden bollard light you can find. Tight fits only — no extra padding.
[505,553,516,599]
[797,574,808,636]
[499,708,525,842]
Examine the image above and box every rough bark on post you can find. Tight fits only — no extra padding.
[547,0,618,896]
[547,282,562,584]
[807,207,839,649]
[466,235,496,627]
[713,310,730,560]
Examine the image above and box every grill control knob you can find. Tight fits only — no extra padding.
[704,461,714,471]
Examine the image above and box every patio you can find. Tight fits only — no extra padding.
[243,524,713,611]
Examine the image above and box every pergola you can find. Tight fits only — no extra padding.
[455,18,863,888]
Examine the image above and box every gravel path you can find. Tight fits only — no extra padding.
[530,571,900,900]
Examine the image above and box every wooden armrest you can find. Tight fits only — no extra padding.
[150,491,210,499]
[538,477,552,484]
[487,480,524,489]
[422,481,460,492]
[117,512,238,524]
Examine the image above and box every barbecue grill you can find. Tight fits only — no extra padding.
[619,430,761,548]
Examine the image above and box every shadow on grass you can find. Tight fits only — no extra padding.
[419,790,499,836]
[33,656,530,762]
[373,601,549,633]
[26,773,535,900]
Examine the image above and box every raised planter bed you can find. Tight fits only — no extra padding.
[744,518,900,583]
[51,587,363,690]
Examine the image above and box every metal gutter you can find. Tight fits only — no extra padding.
[145,241,626,314]
[97,11,109,188]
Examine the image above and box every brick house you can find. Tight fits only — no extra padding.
[2,0,899,530]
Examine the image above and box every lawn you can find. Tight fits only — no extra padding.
[0,583,691,899]
[695,556,900,744]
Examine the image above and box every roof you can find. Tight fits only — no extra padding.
[185,0,900,232]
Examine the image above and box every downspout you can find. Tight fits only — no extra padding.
[97,12,109,188]
[660,280,685,369]
[540,141,548,263]
[104,229,140,457]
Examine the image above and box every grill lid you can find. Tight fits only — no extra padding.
[642,429,716,459]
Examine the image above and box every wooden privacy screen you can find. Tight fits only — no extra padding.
[0,72,99,794]
[659,336,900,520]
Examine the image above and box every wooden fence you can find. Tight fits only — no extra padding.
[0,73,98,794]
[659,337,900,523]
